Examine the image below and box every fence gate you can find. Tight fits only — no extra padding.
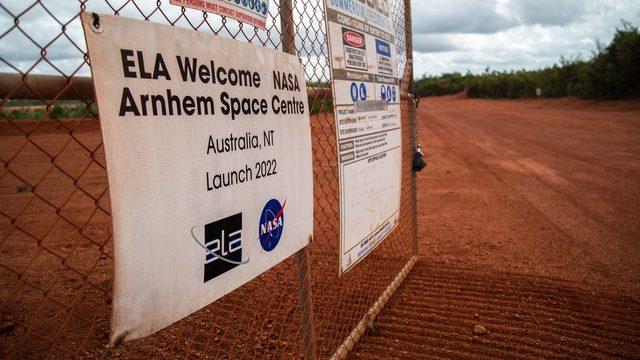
[0,1,417,358]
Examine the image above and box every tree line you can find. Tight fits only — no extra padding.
[414,22,640,100]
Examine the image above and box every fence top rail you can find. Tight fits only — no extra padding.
[0,73,412,103]
[0,72,335,102]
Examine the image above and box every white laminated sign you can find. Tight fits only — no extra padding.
[81,13,313,342]
[170,0,270,29]
[323,0,402,274]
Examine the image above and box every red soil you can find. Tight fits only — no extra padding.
[354,96,640,359]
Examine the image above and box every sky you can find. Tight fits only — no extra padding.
[411,0,640,77]
[0,0,638,79]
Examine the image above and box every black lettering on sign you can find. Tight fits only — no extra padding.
[120,49,171,80]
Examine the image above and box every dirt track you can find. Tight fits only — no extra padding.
[354,96,640,359]
[1,97,639,359]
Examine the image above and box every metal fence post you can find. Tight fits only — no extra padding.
[404,0,414,90]
[280,0,318,358]
[403,0,419,257]
[296,245,318,360]
[409,100,419,256]
[279,0,295,54]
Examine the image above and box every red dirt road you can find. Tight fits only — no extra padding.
[354,96,640,359]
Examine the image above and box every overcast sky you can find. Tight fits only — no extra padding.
[0,1,638,79]
[411,0,640,77]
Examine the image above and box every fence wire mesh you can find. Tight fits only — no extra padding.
[0,1,415,358]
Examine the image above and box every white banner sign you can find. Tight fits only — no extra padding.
[81,13,313,342]
[170,0,270,29]
[323,0,402,274]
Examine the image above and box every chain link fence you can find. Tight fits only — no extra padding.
[0,0,416,358]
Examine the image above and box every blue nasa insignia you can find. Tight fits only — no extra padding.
[258,199,285,251]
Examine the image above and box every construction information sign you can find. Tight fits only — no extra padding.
[170,0,270,29]
[323,0,402,274]
[81,13,313,342]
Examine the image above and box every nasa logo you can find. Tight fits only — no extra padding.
[258,199,286,252]
[343,31,365,48]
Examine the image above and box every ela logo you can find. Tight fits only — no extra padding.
[203,213,243,282]
[258,199,286,252]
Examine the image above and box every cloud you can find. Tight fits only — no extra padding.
[411,0,640,77]
[412,0,517,34]
[413,35,458,53]
[508,0,586,26]
[0,0,307,76]
[411,0,594,36]
[0,0,638,81]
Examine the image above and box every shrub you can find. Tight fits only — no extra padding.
[414,22,640,100]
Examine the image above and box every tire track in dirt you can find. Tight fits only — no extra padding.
[353,97,640,359]
[461,130,639,282]
[352,262,640,359]
[423,117,606,267]
[447,108,640,245]
[422,109,639,288]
